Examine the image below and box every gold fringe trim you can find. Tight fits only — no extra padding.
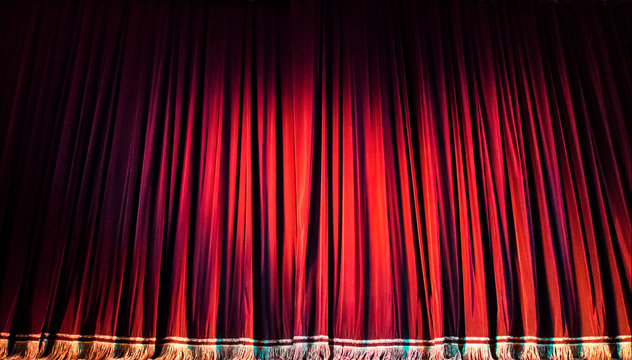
[190,345,219,360]
[158,344,328,360]
[1,338,8,359]
[254,345,293,360]
[496,344,514,360]
[463,344,492,360]
[336,346,389,360]
[41,340,79,360]
[333,345,422,360]
[400,346,427,360]
[114,344,155,360]
[520,343,540,360]
[7,341,45,360]
[224,345,255,360]
[253,343,328,360]
[0,337,630,360]
[580,343,611,360]
[548,344,572,360]
[291,344,308,360]
[619,342,631,360]
[81,341,115,360]
[429,344,443,360]
[429,344,462,360]
[155,344,192,360]
[221,345,254,360]
[297,344,328,360]
[309,344,330,360]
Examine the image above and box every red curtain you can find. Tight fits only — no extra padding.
[0,1,630,360]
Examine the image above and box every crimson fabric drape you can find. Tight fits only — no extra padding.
[0,0,630,360]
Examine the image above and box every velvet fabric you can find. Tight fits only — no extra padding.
[0,0,630,359]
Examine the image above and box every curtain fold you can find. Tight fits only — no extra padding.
[0,1,630,360]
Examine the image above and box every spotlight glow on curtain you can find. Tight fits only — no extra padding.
[0,1,630,360]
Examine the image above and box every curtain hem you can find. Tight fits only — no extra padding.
[1,334,630,360]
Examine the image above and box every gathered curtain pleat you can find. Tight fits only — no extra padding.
[0,1,630,360]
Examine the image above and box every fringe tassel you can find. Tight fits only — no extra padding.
[580,343,611,360]
[42,340,79,360]
[291,344,308,360]
[429,344,462,360]
[496,344,514,360]
[404,346,427,360]
[619,342,631,360]
[256,345,319,360]
[547,344,572,360]
[520,343,540,360]
[333,346,359,360]
[219,345,254,360]
[446,344,462,360]
[8,341,44,360]
[429,345,444,360]
[114,344,155,360]
[463,344,492,360]
[0,338,629,360]
[155,344,193,360]
[190,345,219,360]
[254,345,292,360]
[305,343,330,360]
[81,341,115,360]
[1,339,8,359]
[333,345,420,360]
[331,346,345,360]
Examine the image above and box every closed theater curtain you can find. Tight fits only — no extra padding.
[0,0,630,360]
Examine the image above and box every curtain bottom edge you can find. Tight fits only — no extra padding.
[0,338,630,360]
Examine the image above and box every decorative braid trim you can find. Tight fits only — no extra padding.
[0,334,630,360]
